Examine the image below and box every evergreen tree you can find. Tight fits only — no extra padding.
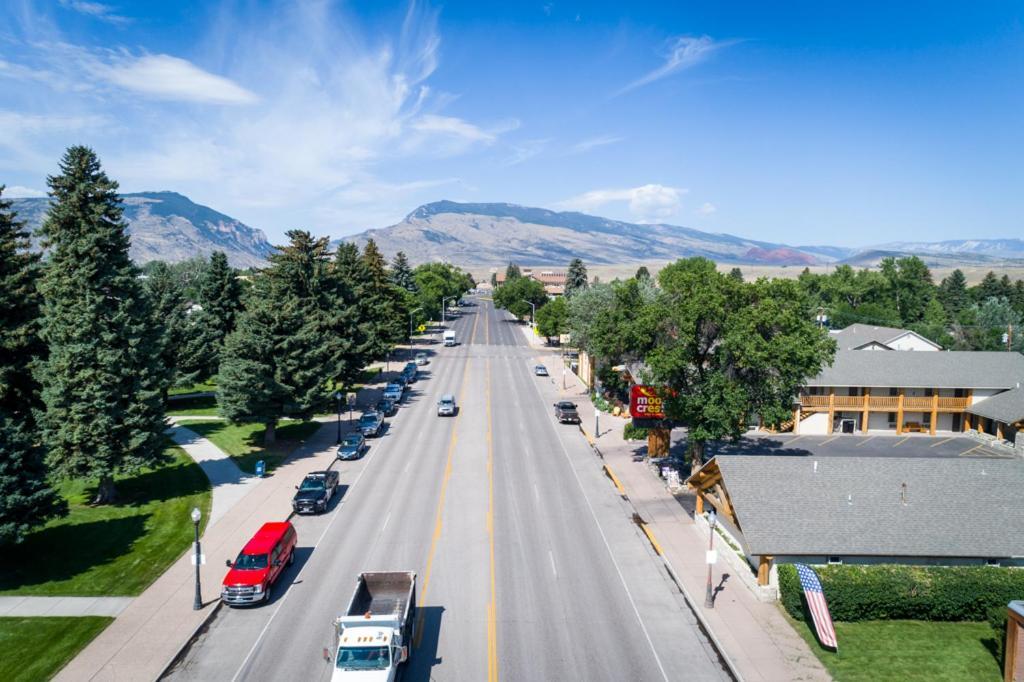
[973,271,1007,302]
[880,256,934,325]
[1011,280,1024,318]
[218,231,338,444]
[176,251,242,384]
[143,262,189,394]
[200,251,242,337]
[0,186,65,544]
[728,267,744,282]
[490,272,497,288]
[390,251,416,292]
[505,262,522,282]
[361,239,407,353]
[938,269,969,317]
[565,258,588,297]
[635,265,651,281]
[38,147,167,503]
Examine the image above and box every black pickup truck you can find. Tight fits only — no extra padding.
[553,401,581,424]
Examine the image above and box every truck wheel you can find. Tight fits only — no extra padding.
[288,549,295,566]
[264,584,272,603]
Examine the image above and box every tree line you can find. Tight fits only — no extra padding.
[0,146,473,544]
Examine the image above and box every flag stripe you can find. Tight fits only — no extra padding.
[795,563,837,649]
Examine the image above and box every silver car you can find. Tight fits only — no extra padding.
[437,394,456,417]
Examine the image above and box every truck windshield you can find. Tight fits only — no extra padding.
[336,646,390,671]
[233,553,268,570]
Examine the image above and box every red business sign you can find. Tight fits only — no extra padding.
[630,385,666,420]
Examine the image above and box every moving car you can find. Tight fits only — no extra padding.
[414,352,428,366]
[437,394,457,417]
[221,521,297,606]
[383,383,403,403]
[292,470,340,515]
[554,401,581,424]
[357,411,384,438]
[534,364,549,376]
[337,432,367,460]
[375,398,396,417]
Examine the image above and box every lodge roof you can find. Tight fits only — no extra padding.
[967,386,1024,425]
[693,456,1024,558]
[806,350,1024,389]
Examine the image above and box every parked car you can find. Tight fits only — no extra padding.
[221,521,297,606]
[415,352,428,366]
[534,364,549,376]
[357,411,384,438]
[403,362,418,382]
[383,383,403,403]
[375,397,396,417]
[437,394,457,417]
[337,432,367,460]
[292,470,340,515]
[554,401,581,424]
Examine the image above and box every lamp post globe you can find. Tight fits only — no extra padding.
[335,391,343,444]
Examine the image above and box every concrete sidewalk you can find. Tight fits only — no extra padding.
[534,347,831,682]
[0,596,133,618]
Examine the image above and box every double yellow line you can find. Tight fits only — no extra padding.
[485,357,498,682]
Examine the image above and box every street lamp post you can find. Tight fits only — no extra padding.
[335,391,343,443]
[191,507,202,610]
[519,300,537,327]
[408,307,422,347]
[705,509,717,608]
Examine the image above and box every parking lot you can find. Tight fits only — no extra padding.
[705,432,1016,460]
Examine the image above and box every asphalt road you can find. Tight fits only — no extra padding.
[165,298,728,682]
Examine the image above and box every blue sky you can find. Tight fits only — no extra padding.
[1,1,1021,247]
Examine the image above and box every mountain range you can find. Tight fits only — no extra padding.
[9,191,1024,270]
[9,191,273,268]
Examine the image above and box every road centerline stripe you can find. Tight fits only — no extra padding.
[486,356,499,682]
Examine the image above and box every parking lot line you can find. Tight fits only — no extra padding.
[929,437,955,448]
[892,436,911,447]
[854,436,876,447]
[958,443,984,457]
[786,435,805,445]
[820,435,840,445]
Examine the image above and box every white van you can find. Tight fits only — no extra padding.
[443,330,456,347]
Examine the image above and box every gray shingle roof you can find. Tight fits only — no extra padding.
[829,324,941,351]
[967,387,1024,424]
[805,350,1024,389]
[715,455,1024,557]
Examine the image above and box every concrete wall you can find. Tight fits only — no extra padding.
[800,412,831,435]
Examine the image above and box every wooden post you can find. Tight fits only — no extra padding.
[997,421,1005,441]
[964,412,972,432]
[792,406,801,434]
[648,428,670,457]
[862,388,870,432]
[757,556,773,586]
[695,494,704,515]
[896,388,905,434]
[827,387,835,434]
[930,392,939,435]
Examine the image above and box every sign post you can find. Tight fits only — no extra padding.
[346,392,357,422]
[629,385,672,458]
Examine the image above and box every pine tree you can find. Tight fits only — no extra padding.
[390,251,416,292]
[218,231,340,444]
[505,262,522,282]
[0,186,65,544]
[362,239,408,350]
[565,258,588,296]
[728,267,744,282]
[973,271,1006,302]
[200,251,242,339]
[938,269,969,316]
[38,147,168,503]
[143,261,189,394]
[635,265,651,281]
[176,251,243,384]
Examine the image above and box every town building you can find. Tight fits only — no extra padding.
[829,323,943,351]
[493,268,566,296]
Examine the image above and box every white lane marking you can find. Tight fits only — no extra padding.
[404,460,412,473]
[549,550,558,579]
[230,443,384,682]
[533,483,540,503]
[525,374,671,682]
[381,511,392,532]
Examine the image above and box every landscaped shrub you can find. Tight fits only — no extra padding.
[778,563,1024,623]
[987,605,1008,665]
[623,423,649,440]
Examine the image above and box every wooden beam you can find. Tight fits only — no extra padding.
[695,493,704,515]
[997,421,1004,441]
[862,388,870,432]
[930,392,939,436]
[964,412,972,432]
[792,406,800,434]
[757,555,774,586]
[828,387,835,434]
[896,388,905,435]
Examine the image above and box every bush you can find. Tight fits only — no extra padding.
[778,563,1024,623]
[623,423,649,440]
[987,605,1008,665]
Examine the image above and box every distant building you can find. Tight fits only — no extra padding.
[493,268,566,296]
[829,323,942,351]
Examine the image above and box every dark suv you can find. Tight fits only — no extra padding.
[292,470,340,514]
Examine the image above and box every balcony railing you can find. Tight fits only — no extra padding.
[798,394,971,411]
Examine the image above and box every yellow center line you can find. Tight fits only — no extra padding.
[485,357,499,682]
[414,309,479,648]
[930,436,955,448]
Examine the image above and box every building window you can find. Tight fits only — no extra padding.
[888,412,896,425]
[827,556,843,565]
[986,559,1001,567]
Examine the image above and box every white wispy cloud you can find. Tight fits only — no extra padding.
[410,114,496,143]
[615,35,733,96]
[696,202,716,216]
[3,185,47,198]
[97,54,259,105]
[58,0,131,26]
[504,138,549,166]
[569,134,623,154]
[557,183,687,222]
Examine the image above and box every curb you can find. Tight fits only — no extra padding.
[157,600,223,680]
[584,435,743,682]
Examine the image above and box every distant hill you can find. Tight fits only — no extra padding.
[337,201,827,267]
[838,248,1024,269]
[871,239,1024,260]
[10,191,273,268]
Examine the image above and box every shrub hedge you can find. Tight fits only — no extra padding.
[623,423,649,440]
[778,563,1024,623]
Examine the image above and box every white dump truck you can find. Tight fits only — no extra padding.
[442,329,456,347]
[330,571,416,682]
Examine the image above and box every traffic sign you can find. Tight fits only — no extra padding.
[417,324,427,332]
[346,392,357,406]
[191,553,206,566]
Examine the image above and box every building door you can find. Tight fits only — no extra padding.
[952,413,962,432]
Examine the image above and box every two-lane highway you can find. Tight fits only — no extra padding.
[166,297,728,681]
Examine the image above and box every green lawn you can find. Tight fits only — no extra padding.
[0,445,211,596]
[168,379,217,396]
[791,617,1002,681]
[177,419,323,474]
[166,393,220,416]
[0,617,114,682]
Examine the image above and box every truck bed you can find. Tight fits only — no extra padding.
[346,572,415,619]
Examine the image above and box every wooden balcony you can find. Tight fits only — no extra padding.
[798,393,971,413]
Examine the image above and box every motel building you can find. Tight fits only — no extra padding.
[778,325,1024,445]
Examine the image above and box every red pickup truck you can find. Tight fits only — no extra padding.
[221,521,297,606]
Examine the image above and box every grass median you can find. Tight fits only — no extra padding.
[791,617,1002,681]
[0,617,114,682]
[176,419,323,474]
[0,444,211,596]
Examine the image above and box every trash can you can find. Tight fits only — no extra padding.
[255,460,265,478]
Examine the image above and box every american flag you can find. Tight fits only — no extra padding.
[795,563,837,649]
